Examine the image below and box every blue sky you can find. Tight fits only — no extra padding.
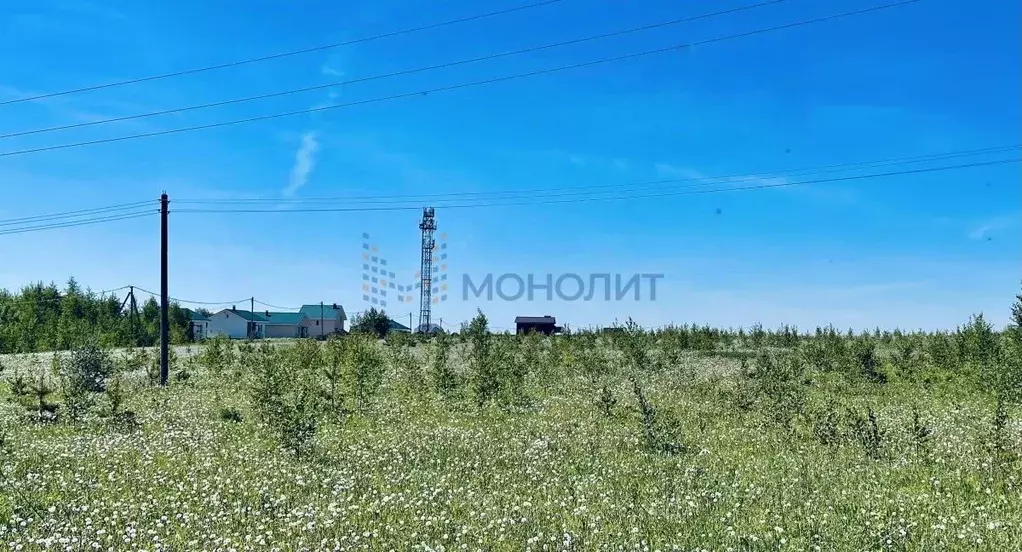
[0,0,1018,331]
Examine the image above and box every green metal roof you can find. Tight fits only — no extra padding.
[263,312,308,325]
[299,304,346,320]
[219,309,267,322]
[388,319,411,332]
[183,308,209,322]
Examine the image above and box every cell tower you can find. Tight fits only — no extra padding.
[418,207,436,333]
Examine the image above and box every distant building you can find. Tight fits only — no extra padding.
[299,303,347,337]
[183,308,210,341]
[262,311,311,339]
[208,307,266,339]
[416,323,443,334]
[388,319,411,333]
[515,315,561,336]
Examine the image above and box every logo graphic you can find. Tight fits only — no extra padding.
[361,232,449,308]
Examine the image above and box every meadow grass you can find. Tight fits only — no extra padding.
[0,326,1019,551]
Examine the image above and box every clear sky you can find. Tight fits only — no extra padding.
[0,0,1019,332]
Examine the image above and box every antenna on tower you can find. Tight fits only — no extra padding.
[418,207,436,333]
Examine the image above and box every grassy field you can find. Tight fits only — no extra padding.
[1,319,1020,551]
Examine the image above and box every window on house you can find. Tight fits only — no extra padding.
[316,320,319,325]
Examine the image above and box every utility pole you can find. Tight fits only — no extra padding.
[320,301,325,338]
[159,193,169,386]
[250,297,255,338]
[409,312,412,332]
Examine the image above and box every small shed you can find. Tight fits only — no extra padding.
[183,308,210,341]
[263,311,311,339]
[515,315,561,336]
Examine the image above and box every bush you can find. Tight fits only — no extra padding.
[851,338,887,384]
[347,335,387,413]
[219,406,243,423]
[428,333,459,399]
[351,307,390,339]
[466,311,498,406]
[745,351,808,430]
[64,340,114,393]
[198,334,235,378]
[247,341,326,459]
[631,378,685,455]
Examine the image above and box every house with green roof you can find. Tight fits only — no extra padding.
[262,311,311,339]
[299,303,347,337]
[182,308,211,341]
[208,307,267,339]
[388,319,411,333]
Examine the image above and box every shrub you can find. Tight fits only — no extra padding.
[28,371,58,423]
[219,406,243,423]
[428,333,459,400]
[631,378,685,455]
[197,334,235,378]
[908,405,933,453]
[850,406,886,460]
[388,342,425,393]
[851,338,887,383]
[64,340,114,393]
[347,335,386,413]
[350,307,390,339]
[747,351,808,430]
[598,385,617,418]
[102,374,138,430]
[466,311,499,406]
[811,401,842,446]
[247,342,326,459]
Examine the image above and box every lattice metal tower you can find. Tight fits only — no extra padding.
[418,207,436,333]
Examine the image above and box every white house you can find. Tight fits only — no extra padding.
[183,308,211,341]
[207,307,266,339]
[263,311,312,339]
[299,303,347,337]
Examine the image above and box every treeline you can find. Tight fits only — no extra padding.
[0,278,192,354]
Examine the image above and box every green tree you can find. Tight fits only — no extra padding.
[350,307,390,339]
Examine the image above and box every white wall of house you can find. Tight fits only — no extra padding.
[208,310,264,339]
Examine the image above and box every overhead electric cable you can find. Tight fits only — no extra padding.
[0,0,568,107]
[131,286,252,307]
[0,211,155,236]
[171,158,1021,214]
[0,0,786,140]
[175,144,1020,205]
[0,0,922,159]
[0,200,155,227]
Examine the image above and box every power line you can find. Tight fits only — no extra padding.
[131,286,251,307]
[0,0,922,159]
[0,200,155,227]
[0,0,786,140]
[172,158,1021,214]
[0,0,567,107]
[0,211,155,236]
[253,299,304,310]
[175,144,1020,205]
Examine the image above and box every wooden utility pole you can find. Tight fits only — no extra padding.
[320,301,325,338]
[159,193,169,386]
[409,313,412,332]
[250,297,256,338]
